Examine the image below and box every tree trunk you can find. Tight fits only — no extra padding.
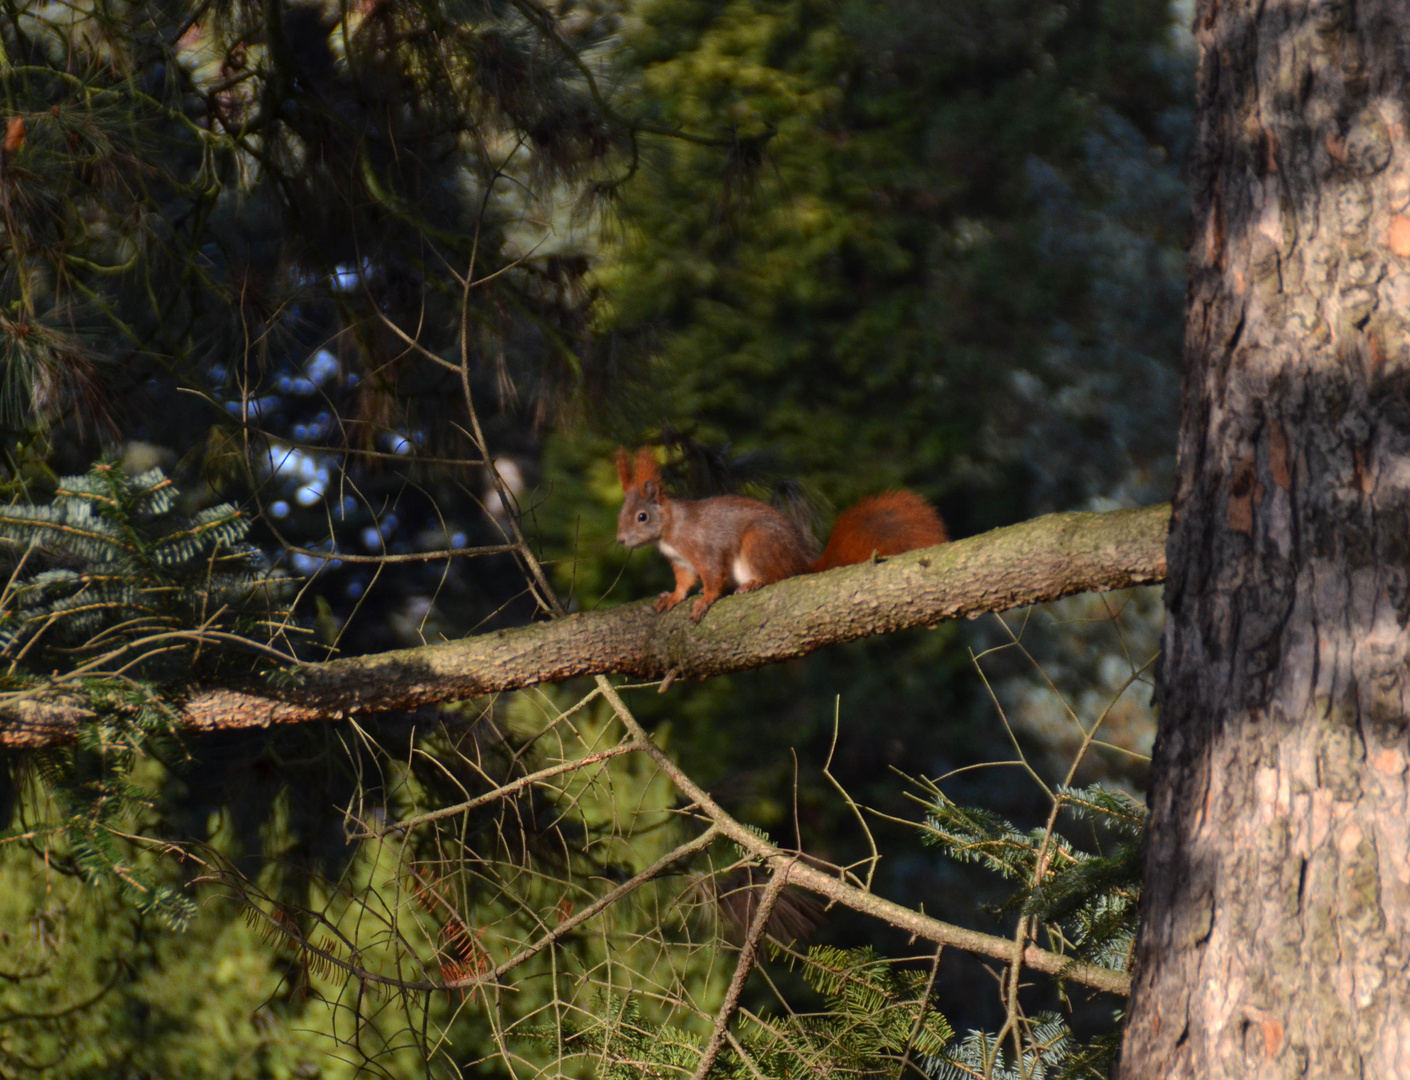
[1122,1,1410,1074]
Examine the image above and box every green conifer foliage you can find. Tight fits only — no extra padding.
[920,783,1145,976]
[0,464,287,931]
[596,0,1189,523]
[498,778,1143,1078]
[0,463,282,677]
[0,2,1182,1074]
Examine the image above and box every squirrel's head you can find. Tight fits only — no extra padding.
[616,447,666,548]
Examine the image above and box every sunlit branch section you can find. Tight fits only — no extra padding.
[0,504,1169,748]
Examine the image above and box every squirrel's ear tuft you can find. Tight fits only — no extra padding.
[615,448,633,490]
[635,447,661,487]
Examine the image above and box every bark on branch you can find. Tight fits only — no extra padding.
[0,503,1170,749]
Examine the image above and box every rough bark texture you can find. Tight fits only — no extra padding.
[1122,2,1410,1075]
[0,504,1168,748]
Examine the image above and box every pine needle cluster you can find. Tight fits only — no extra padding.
[789,943,956,1065]
[919,783,1144,976]
[932,1013,1087,1080]
[0,463,290,930]
[0,462,287,681]
[22,686,197,930]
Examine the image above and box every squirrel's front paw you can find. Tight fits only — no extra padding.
[689,596,715,622]
[654,592,682,613]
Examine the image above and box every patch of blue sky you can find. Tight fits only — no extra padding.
[381,431,417,455]
[305,349,340,385]
[266,444,333,507]
[292,551,337,576]
[224,395,279,420]
[361,514,398,550]
[331,261,372,291]
[292,413,334,442]
[278,350,342,395]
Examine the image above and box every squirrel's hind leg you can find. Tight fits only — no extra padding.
[733,526,806,593]
[689,556,733,622]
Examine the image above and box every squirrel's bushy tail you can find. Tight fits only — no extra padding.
[811,491,948,573]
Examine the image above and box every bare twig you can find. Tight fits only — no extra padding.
[895,945,945,1079]
[692,861,792,1080]
[593,677,1131,997]
[362,744,637,837]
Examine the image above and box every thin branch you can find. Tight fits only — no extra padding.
[221,825,720,995]
[823,697,881,891]
[691,861,792,1080]
[362,744,637,837]
[593,677,1131,998]
[895,945,945,1080]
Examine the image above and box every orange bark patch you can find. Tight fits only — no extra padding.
[1205,192,1227,271]
[1371,747,1406,775]
[1259,1017,1283,1057]
[1353,446,1373,495]
[1337,823,1364,854]
[1366,325,1388,371]
[1390,215,1410,258]
[1227,461,1256,535]
[1268,421,1291,490]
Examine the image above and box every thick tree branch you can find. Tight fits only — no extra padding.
[0,504,1169,748]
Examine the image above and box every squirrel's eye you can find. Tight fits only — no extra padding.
[637,511,648,523]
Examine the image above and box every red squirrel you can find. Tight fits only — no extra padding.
[615,447,948,622]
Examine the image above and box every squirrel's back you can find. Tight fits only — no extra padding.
[812,490,948,572]
[669,495,813,583]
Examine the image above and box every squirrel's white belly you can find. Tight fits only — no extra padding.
[656,540,754,585]
[731,554,755,585]
[658,539,688,566]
